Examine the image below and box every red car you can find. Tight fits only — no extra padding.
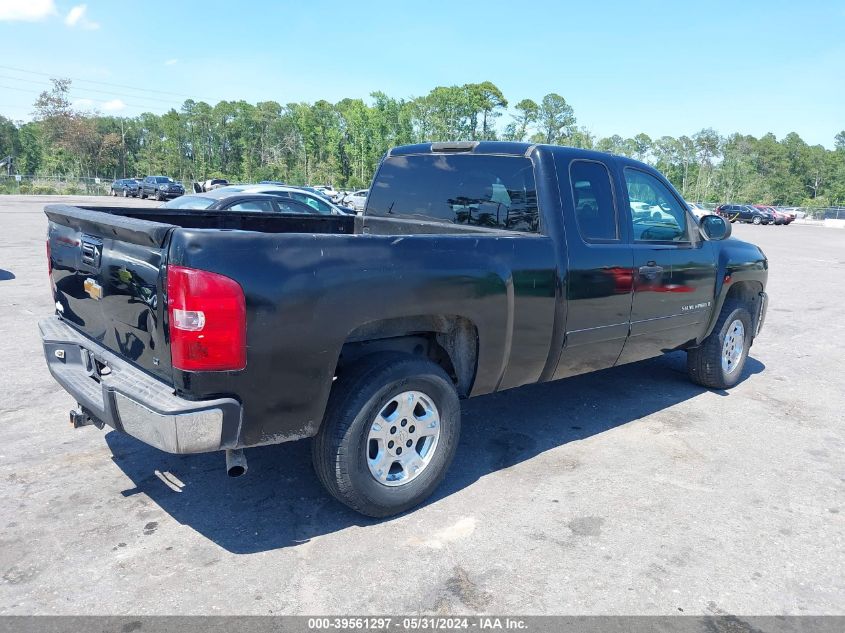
[754,205,793,225]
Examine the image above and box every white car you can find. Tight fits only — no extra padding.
[343,189,368,212]
[686,202,710,219]
[313,185,340,200]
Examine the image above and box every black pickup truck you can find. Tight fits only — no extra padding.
[41,141,768,517]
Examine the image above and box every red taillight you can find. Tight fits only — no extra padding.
[167,265,246,372]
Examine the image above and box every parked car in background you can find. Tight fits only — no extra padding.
[754,205,793,225]
[109,178,140,197]
[213,184,351,215]
[199,178,229,192]
[313,185,340,200]
[716,203,774,225]
[161,191,324,214]
[295,186,334,202]
[686,202,709,219]
[138,176,184,201]
[343,189,368,212]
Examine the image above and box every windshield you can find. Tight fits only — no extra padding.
[155,177,174,183]
[161,195,215,210]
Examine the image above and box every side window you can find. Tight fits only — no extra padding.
[366,154,539,232]
[569,160,618,242]
[624,169,690,242]
[289,192,331,214]
[226,200,274,213]
[274,199,311,214]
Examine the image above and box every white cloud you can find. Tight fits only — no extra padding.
[64,4,83,25]
[0,0,57,21]
[72,98,95,109]
[64,4,99,29]
[164,59,178,66]
[102,99,126,112]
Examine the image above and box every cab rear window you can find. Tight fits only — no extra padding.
[366,154,539,232]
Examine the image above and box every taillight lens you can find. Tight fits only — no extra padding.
[167,265,246,371]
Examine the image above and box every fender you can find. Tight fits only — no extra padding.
[699,239,768,342]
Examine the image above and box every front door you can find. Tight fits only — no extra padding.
[617,167,717,365]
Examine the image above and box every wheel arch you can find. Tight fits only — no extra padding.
[701,279,764,341]
[335,315,479,398]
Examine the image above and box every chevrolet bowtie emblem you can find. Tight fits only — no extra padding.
[83,277,103,300]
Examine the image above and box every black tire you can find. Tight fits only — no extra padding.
[687,300,753,389]
[155,190,163,201]
[122,189,129,197]
[139,190,146,199]
[752,216,762,225]
[312,353,461,517]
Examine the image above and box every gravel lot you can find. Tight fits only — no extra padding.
[0,195,842,615]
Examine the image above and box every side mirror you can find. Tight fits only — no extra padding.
[699,214,731,240]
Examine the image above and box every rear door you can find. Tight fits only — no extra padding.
[616,167,716,365]
[47,206,174,382]
[553,156,634,379]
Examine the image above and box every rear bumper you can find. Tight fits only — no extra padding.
[39,316,241,454]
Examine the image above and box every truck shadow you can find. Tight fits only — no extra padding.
[0,269,15,281]
[105,351,764,554]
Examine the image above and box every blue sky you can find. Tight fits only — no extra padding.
[0,0,843,146]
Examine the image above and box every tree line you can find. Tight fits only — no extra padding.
[0,78,843,206]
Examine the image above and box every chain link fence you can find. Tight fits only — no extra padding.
[789,207,845,220]
[0,174,116,196]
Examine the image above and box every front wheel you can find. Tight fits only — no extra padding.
[312,353,461,517]
[139,190,146,199]
[123,189,129,197]
[752,216,762,225]
[687,300,753,389]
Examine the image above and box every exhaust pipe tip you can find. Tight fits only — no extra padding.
[225,449,247,478]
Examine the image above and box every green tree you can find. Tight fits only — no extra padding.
[535,93,576,144]
[504,99,538,142]
[466,81,507,140]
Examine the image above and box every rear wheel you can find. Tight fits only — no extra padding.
[687,300,753,389]
[312,353,460,517]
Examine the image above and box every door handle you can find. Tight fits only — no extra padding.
[638,262,664,279]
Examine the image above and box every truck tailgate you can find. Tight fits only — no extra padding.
[46,204,175,383]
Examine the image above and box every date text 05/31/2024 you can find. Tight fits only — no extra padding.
[306,617,528,630]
